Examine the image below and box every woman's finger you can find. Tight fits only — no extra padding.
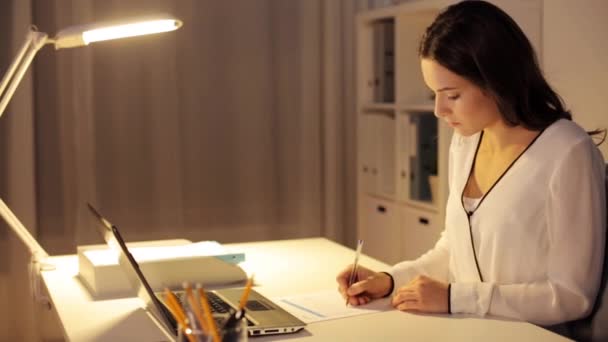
[338,285,347,299]
[397,300,420,311]
[336,265,353,288]
[348,295,362,306]
[392,290,419,306]
[356,295,370,305]
[346,279,370,296]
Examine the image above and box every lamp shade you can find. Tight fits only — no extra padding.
[54,16,182,49]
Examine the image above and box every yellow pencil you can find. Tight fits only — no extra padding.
[164,288,187,324]
[164,288,195,342]
[183,282,208,334]
[197,286,221,342]
[238,275,255,311]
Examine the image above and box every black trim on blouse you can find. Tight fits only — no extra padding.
[460,128,546,282]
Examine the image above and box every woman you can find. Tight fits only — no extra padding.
[337,0,606,326]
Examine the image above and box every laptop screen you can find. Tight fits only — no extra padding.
[86,203,176,336]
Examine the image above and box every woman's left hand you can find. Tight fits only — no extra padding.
[391,275,449,313]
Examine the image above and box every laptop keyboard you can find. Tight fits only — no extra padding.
[175,291,254,327]
[206,292,231,313]
[176,291,231,314]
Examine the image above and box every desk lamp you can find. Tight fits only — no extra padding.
[0,15,182,303]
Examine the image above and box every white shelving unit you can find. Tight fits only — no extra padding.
[356,0,541,264]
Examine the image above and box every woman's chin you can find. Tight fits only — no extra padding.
[453,126,480,137]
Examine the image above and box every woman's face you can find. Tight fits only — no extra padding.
[421,58,501,136]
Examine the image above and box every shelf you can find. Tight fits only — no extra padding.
[399,103,434,113]
[401,199,439,213]
[365,192,397,203]
[361,103,396,112]
[365,193,439,214]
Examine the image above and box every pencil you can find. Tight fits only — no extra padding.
[238,275,255,311]
[183,282,208,334]
[164,288,187,324]
[164,288,195,342]
[197,286,221,342]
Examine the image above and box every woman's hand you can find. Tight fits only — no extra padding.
[391,275,449,313]
[336,265,392,306]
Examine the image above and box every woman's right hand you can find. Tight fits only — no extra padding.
[336,265,393,306]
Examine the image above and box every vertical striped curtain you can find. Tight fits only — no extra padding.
[0,0,361,339]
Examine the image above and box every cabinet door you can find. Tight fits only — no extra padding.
[358,17,396,105]
[396,114,410,202]
[359,196,401,264]
[359,112,396,198]
[359,113,377,193]
[373,19,395,103]
[400,207,442,261]
[375,113,396,197]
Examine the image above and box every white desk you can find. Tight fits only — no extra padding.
[41,237,568,341]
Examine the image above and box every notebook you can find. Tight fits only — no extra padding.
[87,203,306,338]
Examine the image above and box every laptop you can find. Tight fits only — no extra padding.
[87,203,306,338]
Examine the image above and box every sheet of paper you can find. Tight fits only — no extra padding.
[273,289,392,323]
[84,241,227,265]
[130,241,227,261]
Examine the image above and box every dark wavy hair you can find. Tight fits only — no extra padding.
[419,0,605,144]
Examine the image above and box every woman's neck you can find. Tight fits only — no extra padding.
[481,120,540,154]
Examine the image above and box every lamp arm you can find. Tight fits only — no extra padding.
[0,27,54,268]
[0,28,49,118]
[0,198,51,265]
[0,31,32,97]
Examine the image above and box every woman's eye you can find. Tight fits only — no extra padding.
[447,94,460,100]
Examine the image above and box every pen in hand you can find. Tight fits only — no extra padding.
[346,239,364,306]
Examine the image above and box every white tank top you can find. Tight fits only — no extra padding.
[463,196,482,213]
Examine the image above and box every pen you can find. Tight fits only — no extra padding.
[346,239,364,306]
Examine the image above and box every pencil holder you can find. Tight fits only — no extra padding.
[176,320,247,342]
[177,326,213,342]
[221,318,248,342]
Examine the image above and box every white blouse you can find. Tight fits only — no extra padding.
[389,119,606,325]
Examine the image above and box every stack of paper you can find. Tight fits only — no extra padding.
[82,241,244,265]
[78,239,247,298]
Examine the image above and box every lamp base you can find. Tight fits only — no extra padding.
[29,257,54,310]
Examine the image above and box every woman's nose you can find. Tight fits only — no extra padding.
[434,98,450,118]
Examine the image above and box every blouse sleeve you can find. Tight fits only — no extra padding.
[389,231,450,293]
[388,134,459,292]
[450,138,607,325]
